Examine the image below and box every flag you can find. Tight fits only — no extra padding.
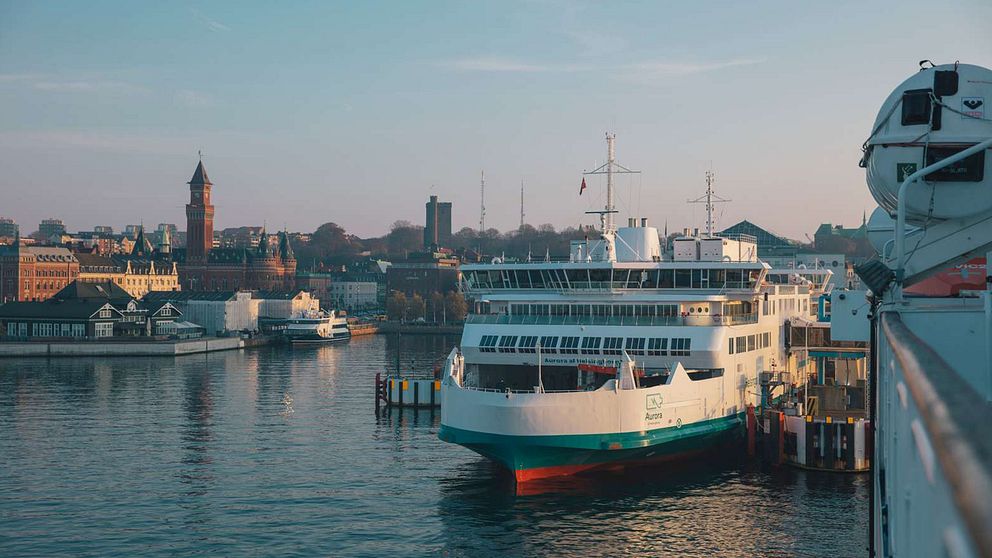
[579,177,587,195]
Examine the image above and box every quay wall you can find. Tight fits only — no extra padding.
[377,322,462,335]
[0,337,245,358]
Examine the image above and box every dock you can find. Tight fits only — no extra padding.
[0,336,248,358]
[375,372,441,409]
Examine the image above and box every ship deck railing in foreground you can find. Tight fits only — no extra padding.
[465,313,759,327]
[875,311,992,558]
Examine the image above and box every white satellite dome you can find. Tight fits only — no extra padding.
[863,62,992,225]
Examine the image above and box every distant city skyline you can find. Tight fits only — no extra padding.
[1,1,989,240]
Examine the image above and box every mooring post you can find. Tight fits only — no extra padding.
[375,372,381,412]
[746,404,756,458]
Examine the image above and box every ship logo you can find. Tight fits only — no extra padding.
[962,97,984,119]
[896,163,917,182]
[646,393,664,410]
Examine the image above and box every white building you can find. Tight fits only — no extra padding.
[143,291,260,335]
[255,290,320,319]
[330,281,377,311]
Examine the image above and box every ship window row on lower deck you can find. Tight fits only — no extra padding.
[475,335,691,356]
[507,302,754,317]
[728,332,772,354]
[464,268,761,290]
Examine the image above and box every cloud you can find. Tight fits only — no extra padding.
[0,73,46,83]
[0,130,188,155]
[175,89,211,107]
[0,73,146,94]
[191,9,230,32]
[440,56,765,77]
[444,57,556,73]
[33,80,144,93]
[625,58,767,77]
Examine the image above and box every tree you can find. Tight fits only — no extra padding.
[386,291,407,321]
[386,220,424,256]
[428,291,444,324]
[406,293,426,321]
[444,291,468,322]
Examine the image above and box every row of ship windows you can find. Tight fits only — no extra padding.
[477,335,692,356]
[729,332,772,354]
[465,268,762,290]
[507,302,753,317]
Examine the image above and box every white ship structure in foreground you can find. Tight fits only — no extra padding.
[439,134,828,481]
[855,62,992,558]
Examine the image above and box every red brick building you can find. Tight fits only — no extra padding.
[176,160,297,291]
[0,244,81,303]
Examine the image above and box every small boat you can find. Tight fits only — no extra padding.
[285,310,350,344]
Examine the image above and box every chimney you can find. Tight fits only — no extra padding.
[641,218,648,227]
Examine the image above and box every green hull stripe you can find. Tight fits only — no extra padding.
[439,413,744,471]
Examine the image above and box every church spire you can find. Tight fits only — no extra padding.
[130,224,153,257]
[278,230,295,261]
[188,160,212,186]
[158,226,172,255]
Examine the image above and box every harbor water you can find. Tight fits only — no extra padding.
[0,335,867,557]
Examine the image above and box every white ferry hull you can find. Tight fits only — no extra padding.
[440,359,745,481]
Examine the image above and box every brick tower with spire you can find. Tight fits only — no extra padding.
[176,157,297,291]
[185,159,214,265]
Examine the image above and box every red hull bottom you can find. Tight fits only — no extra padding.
[513,447,712,482]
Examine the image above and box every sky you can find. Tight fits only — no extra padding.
[1,0,990,240]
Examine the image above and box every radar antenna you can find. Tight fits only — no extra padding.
[688,170,730,237]
[583,133,640,231]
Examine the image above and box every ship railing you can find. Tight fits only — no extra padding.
[464,313,758,327]
[455,385,586,394]
[875,311,992,558]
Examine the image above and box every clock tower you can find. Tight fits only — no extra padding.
[185,159,214,264]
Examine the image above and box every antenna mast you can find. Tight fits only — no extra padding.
[479,170,486,232]
[520,180,525,229]
[583,133,640,231]
[688,170,730,237]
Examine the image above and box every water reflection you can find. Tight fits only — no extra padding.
[0,335,866,558]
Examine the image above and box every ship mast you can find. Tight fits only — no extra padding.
[519,180,525,229]
[479,170,486,232]
[583,133,639,231]
[688,170,730,237]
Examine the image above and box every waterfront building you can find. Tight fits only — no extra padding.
[295,270,335,303]
[0,299,123,339]
[175,160,297,291]
[255,290,320,319]
[424,195,452,249]
[0,279,185,339]
[76,253,180,298]
[386,251,459,299]
[217,226,264,249]
[813,216,873,258]
[142,290,260,335]
[37,218,66,241]
[719,220,801,258]
[330,279,378,312]
[75,225,180,297]
[0,244,80,303]
[0,218,19,243]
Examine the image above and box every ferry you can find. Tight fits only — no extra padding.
[438,134,826,481]
[284,310,350,344]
